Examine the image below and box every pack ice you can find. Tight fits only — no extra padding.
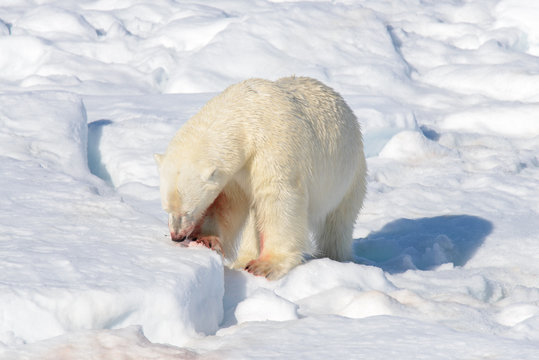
[1,0,539,359]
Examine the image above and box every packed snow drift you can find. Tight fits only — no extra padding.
[1,0,538,359]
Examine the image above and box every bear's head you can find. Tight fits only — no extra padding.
[154,152,222,242]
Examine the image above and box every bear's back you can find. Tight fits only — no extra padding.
[236,77,363,214]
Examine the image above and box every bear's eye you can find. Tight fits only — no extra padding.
[202,167,218,183]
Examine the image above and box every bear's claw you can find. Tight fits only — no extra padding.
[195,236,224,256]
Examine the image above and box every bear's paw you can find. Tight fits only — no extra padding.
[195,236,225,257]
[245,258,288,281]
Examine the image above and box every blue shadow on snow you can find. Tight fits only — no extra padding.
[87,119,113,185]
[353,215,493,274]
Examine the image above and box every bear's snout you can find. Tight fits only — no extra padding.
[168,213,198,242]
[168,213,186,240]
[170,233,188,242]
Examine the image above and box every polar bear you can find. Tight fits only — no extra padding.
[154,76,366,280]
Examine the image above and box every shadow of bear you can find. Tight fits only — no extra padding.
[353,215,493,274]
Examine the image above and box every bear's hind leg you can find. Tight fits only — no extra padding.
[316,177,364,262]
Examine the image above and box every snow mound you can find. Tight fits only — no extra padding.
[14,6,97,40]
[164,4,408,94]
[420,64,539,102]
[350,96,419,157]
[276,259,397,303]
[0,92,224,347]
[441,104,539,138]
[379,130,451,163]
[1,326,198,360]
[496,304,539,327]
[0,92,88,178]
[0,36,49,82]
[234,289,299,324]
[495,0,539,56]
[84,93,209,191]
[298,288,401,319]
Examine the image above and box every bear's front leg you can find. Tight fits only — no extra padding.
[244,192,308,280]
[231,210,260,269]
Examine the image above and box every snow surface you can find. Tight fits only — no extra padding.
[1,0,539,359]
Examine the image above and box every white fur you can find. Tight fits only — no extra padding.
[155,76,367,279]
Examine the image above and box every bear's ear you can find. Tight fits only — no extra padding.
[154,153,164,167]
